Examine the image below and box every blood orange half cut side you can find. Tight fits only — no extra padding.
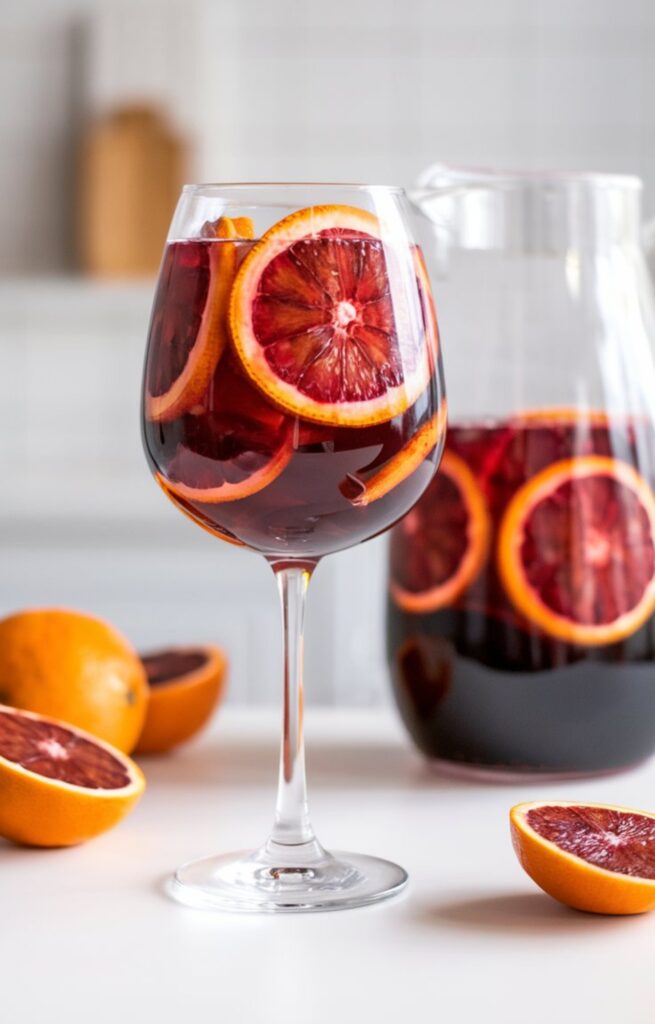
[498,455,655,646]
[390,449,491,613]
[159,357,293,504]
[0,704,144,847]
[341,402,447,507]
[511,800,655,915]
[146,216,254,423]
[230,205,432,427]
[136,644,227,754]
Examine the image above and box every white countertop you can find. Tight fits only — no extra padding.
[4,708,654,1024]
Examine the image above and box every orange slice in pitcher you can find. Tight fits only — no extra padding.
[229,205,432,427]
[158,357,293,504]
[146,216,254,422]
[498,455,655,645]
[511,801,655,915]
[390,449,491,613]
[341,403,447,507]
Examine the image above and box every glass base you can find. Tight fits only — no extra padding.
[168,838,408,913]
[427,755,648,783]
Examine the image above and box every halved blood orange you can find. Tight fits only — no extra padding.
[159,356,293,504]
[511,801,655,915]
[136,645,227,754]
[498,455,655,646]
[341,402,447,507]
[0,704,144,847]
[146,216,254,423]
[390,449,491,613]
[229,205,432,427]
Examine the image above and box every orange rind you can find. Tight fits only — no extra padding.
[498,456,655,645]
[0,704,145,847]
[390,448,491,613]
[136,645,227,754]
[511,800,655,915]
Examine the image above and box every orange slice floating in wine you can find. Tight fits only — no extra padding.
[498,455,655,646]
[158,357,293,504]
[511,801,655,915]
[341,402,447,507]
[229,205,432,427]
[390,449,491,613]
[146,216,254,423]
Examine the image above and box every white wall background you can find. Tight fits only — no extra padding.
[1,0,655,703]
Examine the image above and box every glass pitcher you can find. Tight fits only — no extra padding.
[387,166,655,777]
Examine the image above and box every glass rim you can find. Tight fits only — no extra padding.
[417,163,642,192]
[181,181,406,195]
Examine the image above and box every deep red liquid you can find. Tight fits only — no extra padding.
[387,418,655,773]
[143,239,440,559]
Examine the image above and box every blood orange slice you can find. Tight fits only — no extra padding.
[229,205,432,427]
[136,644,227,754]
[159,357,293,503]
[390,449,491,613]
[341,403,447,507]
[0,704,144,847]
[511,801,655,915]
[498,455,655,645]
[146,216,254,423]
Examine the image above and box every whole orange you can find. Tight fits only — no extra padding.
[0,609,148,753]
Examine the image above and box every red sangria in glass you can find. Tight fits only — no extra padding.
[142,185,445,911]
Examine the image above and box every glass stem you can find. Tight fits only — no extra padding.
[269,562,316,847]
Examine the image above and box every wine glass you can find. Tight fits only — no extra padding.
[141,184,446,912]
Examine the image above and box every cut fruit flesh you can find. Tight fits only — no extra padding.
[141,649,209,685]
[229,205,433,427]
[390,449,491,613]
[159,357,293,503]
[511,800,655,915]
[498,455,655,645]
[341,402,446,507]
[146,216,254,423]
[136,645,227,754]
[0,704,144,847]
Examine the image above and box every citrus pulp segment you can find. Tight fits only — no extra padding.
[0,705,144,847]
[498,455,655,645]
[229,205,433,427]
[511,801,655,914]
[390,449,491,613]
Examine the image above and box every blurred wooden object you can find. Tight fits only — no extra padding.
[78,104,185,277]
